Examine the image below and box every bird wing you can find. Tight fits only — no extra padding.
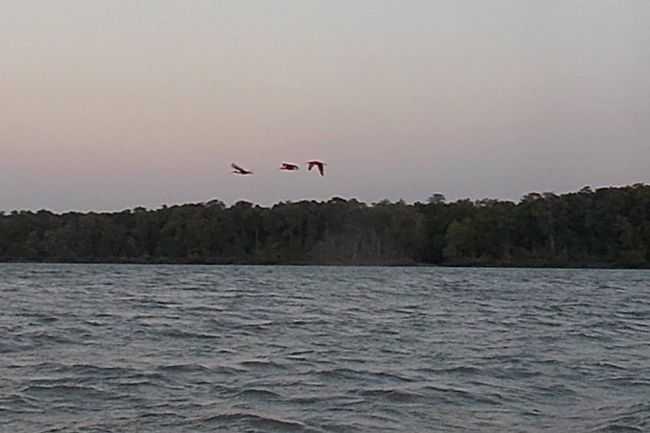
[317,163,324,176]
[231,162,244,172]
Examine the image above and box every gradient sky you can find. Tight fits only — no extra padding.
[3,1,650,212]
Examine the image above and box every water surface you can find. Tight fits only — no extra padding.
[1,264,649,432]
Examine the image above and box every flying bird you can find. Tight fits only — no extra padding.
[231,163,253,175]
[280,162,300,171]
[307,160,326,176]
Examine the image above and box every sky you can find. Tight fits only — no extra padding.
[2,1,649,212]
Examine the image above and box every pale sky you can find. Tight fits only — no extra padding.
[2,1,649,212]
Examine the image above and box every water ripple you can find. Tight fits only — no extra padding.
[0,264,649,432]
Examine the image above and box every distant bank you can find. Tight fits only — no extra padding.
[1,184,649,268]
[1,258,647,269]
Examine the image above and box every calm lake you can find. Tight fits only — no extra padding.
[1,264,649,433]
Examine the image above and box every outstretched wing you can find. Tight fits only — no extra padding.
[231,162,244,172]
[307,160,325,176]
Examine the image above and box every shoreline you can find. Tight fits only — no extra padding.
[1,258,648,270]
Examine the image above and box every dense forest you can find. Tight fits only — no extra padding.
[1,184,650,267]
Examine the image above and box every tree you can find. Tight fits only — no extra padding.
[0,184,648,267]
[428,193,446,204]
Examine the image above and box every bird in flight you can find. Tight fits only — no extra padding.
[280,162,300,171]
[231,163,253,175]
[307,160,326,176]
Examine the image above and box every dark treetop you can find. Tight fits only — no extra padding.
[1,184,649,267]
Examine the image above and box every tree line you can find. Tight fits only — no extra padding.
[1,184,649,267]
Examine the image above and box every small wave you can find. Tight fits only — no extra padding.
[112,371,175,387]
[493,366,543,380]
[83,320,106,327]
[338,357,368,364]
[113,378,158,388]
[157,329,221,340]
[312,367,366,380]
[591,423,644,433]
[317,422,364,433]
[530,382,579,398]
[569,330,614,341]
[358,388,425,403]
[239,359,287,370]
[21,384,119,401]
[287,395,325,405]
[602,377,650,387]
[19,311,61,320]
[21,313,60,324]
[379,348,412,356]
[594,361,628,370]
[157,363,211,374]
[234,388,284,400]
[209,364,248,375]
[312,367,413,384]
[422,384,504,405]
[288,318,328,326]
[51,363,132,377]
[0,340,33,353]
[0,394,42,414]
[420,365,482,375]
[131,299,178,309]
[180,304,225,313]
[286,349,317,361]
[239,320,275,330]
[615,310,650,319]
[286,355,311,362]
[197,411,309,432]
[15,331,77,346]
[288,349,315,356]
[370,370,414,382]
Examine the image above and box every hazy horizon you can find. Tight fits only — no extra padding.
[3,1,649,212]
[2,181,647,214]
